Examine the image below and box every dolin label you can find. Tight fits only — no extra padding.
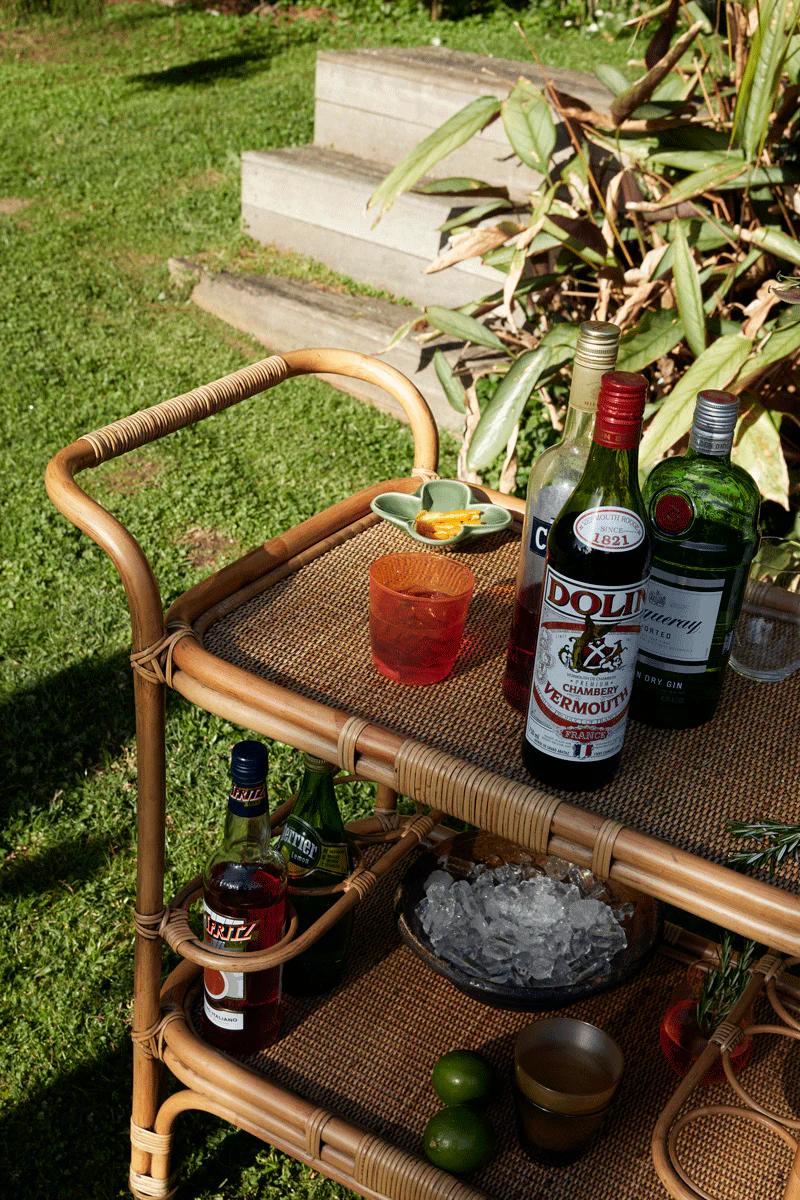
[526,565,648,762]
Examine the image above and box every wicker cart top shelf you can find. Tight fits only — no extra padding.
[160,488,800,958]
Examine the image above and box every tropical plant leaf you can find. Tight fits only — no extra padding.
[735,316,800,388]
[379,318,417,355]
[651,158,752,207]
[424,305,506,351]
[501,78,556,176]
[438,199,513,233]
[649,149,743,170]
[595,64,631,96]
[732,0,796,160]
[732,401,789,508]
[416,177,498,194]
[367,95,501,223]
[617,309,685,372]
[672,222,706,357]
[639,334,752,473]
[433,349,467,414]
[542,216,611,268]
[468,327,578,470]
[741,225,800,267]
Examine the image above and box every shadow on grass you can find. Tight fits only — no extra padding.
[0,649,134,833]
[129,51,272,89]
[0,1042,267,1200]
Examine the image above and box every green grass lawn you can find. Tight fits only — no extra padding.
[0,4,629,1196]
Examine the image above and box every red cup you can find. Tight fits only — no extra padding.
[369,553,475,686]
[659,997,752,1085]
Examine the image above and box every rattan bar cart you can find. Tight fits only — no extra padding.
[45,350,800,1200]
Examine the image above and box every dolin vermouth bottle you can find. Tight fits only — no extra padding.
[503,321,620,713]
[202,741,287,1053]
[523,372,651,791]
[633,390,760,728]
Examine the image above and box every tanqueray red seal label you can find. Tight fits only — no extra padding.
[573,506,646,553]
[652,490,694,537]
[526,566,648,763]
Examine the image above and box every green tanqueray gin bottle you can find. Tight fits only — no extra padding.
[633,390,760,729]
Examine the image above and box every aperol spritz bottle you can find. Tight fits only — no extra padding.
[202,741,287,1053]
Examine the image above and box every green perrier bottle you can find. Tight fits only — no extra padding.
[277,754,354,995]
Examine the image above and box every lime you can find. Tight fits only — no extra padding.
[423,1105,495,1174]
[432,1049,494,1106]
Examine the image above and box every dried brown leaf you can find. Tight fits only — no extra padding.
[742,281,781,339]
[425,224,515,274]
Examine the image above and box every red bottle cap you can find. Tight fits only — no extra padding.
[594,371,648,450]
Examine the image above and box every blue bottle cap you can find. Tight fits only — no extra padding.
[230,741,268,786]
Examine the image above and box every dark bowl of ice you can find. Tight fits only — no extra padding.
[396,831,661,1011]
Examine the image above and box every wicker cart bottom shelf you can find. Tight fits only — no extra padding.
[159,864,799,1200]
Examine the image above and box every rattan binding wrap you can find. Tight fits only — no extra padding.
[130,1121,173,1157]
[82,356,290,463]
[338,715,371,776]
[396,740,561,856]
[129,1169,176,1200]
[130,624,195,688]
[355,1134,483,1200]
[591,818,624,880]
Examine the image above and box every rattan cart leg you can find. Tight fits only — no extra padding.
[374,784,400,832]
[129,674,168,1190]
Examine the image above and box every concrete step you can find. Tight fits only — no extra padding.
[190,268,464,435]
[241,146,508,309]
[314,47,612,200]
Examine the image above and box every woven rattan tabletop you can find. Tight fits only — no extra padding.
[200,519,800,894]
[200,859,797,1200]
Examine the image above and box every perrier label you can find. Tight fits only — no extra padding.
[279,814,349,880]
[277,753,354,995]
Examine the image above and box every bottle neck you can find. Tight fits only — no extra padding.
[221,809,271,852]
[222,781,270,851]
[561,359,608,445]
[294,765,344,834]
[581,440,643,504]
[686,431,733,463]
[560,404,594,445]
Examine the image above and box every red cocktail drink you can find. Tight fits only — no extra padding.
[369,553,474,686]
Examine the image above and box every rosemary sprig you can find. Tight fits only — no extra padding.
[727,819,800,878]
[695,933,758,1038]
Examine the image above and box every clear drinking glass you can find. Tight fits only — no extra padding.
[369,553,475,686]
[729,538,800,682]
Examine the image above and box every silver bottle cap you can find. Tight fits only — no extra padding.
[574,321,621,371]
[689,390,739,456]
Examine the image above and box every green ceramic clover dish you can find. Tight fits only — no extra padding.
[370,479,512,547]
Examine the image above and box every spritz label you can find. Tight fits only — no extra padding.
[526,566,648,762]
[574,506,645,553]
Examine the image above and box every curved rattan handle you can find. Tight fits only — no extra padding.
[44,349,439,648]
[79,349,438,475]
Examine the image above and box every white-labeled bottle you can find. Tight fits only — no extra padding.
[503,321,620,713]
[523,371,651,792]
